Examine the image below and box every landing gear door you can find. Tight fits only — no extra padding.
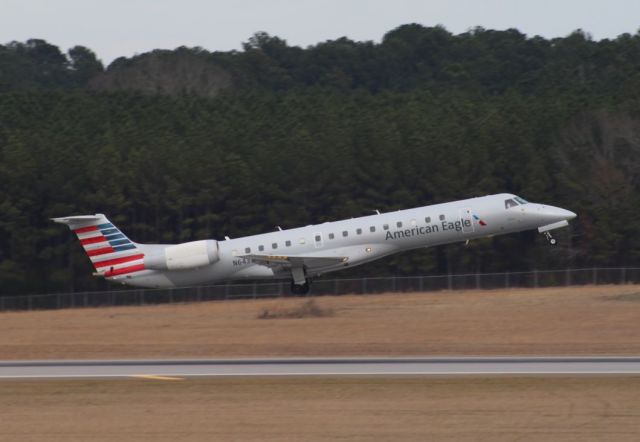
[459,208,475,233]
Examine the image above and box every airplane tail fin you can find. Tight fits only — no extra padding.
[52,214,146,277]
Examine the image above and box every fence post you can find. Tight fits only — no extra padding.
[621,268,627,284]
[419,276,424,292]
[252,283,257,299]
[362,278,367,294]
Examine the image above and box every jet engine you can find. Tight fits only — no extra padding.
[144,240,219,270]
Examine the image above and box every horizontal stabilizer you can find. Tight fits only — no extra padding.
[52,214,106,229]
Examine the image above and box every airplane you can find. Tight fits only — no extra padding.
[53,193,576,294]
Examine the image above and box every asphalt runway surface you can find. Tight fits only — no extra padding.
[1,357,640,379]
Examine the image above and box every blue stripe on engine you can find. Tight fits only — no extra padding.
[97,223,114,229]
[105,233,125,240]
[101,228,119,235]
[113,244,137,252]
[109,239,131,246]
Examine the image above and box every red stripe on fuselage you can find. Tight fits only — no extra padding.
[87,246,114,257]
[81,236,106,246]
[104,263,145,277]
[94,254,144,269]
[74,225,98,234]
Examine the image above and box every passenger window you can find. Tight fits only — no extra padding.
[397,221,402,228]
[329,233,335,240]
[425,217,431,223]
[505,199,518,209]
[439,214,445,221]
[356,228,362,235]
[272,243,278,249]
[383,224,389,230]
[245,247,251,254]
[369,226,375,232]
[285,240,291,247]
[258,245,264,251]
[342,231,348,237]
[315,235,321,242]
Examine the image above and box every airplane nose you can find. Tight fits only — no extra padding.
[535,205,577,223]
[563,209,577,220]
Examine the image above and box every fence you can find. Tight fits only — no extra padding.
[2,267,640,312]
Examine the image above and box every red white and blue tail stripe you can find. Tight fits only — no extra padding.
[52,214,146,278]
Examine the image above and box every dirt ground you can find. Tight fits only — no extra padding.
[1,284,639,360]
[1,376,639,442]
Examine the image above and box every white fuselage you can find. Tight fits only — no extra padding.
[114,193,576,288]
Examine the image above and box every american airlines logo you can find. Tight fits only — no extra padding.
[473,214,487,226]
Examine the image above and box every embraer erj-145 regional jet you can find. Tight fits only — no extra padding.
[53,194,576,294]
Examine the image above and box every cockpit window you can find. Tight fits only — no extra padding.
[504,198,518,209]
[514,196,528,204]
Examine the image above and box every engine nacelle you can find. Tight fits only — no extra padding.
[144,240,219,271]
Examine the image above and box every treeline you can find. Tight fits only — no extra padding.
[4,26,640,98]
[1,25,640,294]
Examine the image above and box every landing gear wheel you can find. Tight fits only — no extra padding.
[543,231,557,245]
[290,279,311,295]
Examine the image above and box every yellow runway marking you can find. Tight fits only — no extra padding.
[132,374,184,381]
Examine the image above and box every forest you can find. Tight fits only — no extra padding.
[1,24,640,295]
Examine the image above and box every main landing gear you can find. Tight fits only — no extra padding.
[543,231,557,245]
[290,265,311,295]
[290,279,311,295]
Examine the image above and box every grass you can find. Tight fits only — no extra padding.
[2,376,640,441]
[1,284,640,360]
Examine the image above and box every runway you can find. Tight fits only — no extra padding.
[1,357,640,379]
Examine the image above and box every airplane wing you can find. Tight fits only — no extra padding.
[241,254,348,269]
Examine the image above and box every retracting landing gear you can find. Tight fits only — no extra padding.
[291,279,311,295]
[290,265,311,295]
[543,231,557,245]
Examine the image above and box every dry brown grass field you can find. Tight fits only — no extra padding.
[2,285,640,441]
[0,284,639,360]
[1,376,639,442]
